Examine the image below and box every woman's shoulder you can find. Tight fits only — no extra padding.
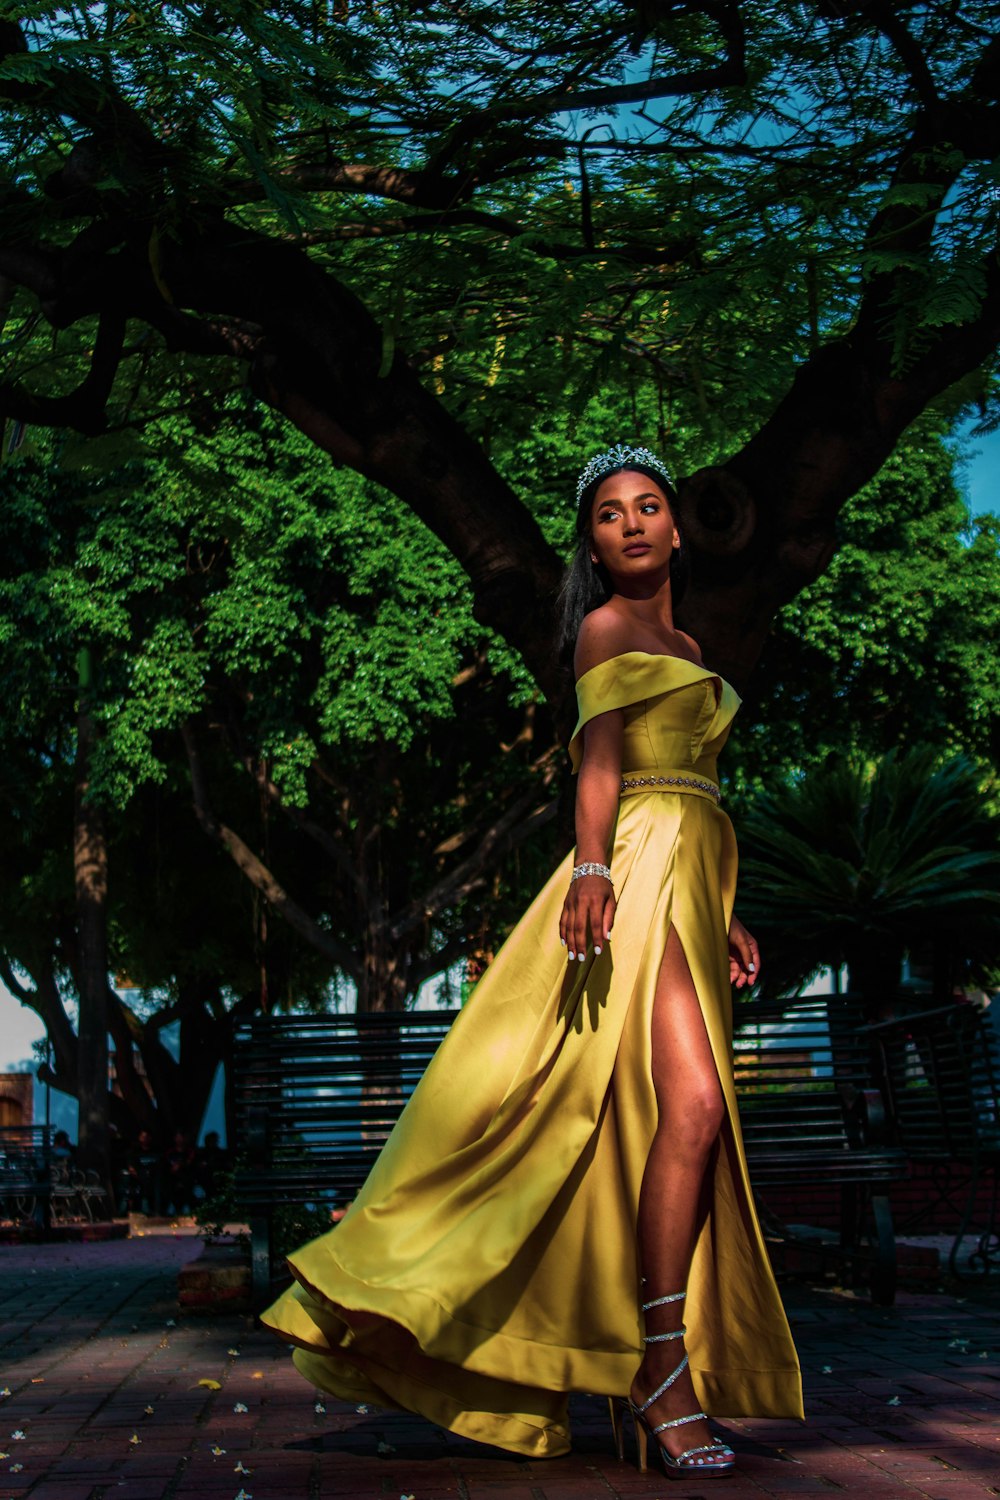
[574,610,705,682]
[573,606,637,681]
[673,628,706,667]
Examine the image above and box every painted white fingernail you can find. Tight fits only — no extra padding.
[594,945,602,955]
[568,951,575,961]
[749,962,756,971]
[560,938,566,946]
[578,952,586,962]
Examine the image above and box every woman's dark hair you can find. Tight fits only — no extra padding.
[558,461,688,655]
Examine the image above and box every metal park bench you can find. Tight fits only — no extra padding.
[863,1001,1000,1276]
[0,1125,53,1229]
[734,993,909,1305]
[233,1010,459,1306]
[0,1126,111,1231]
[234,994,909,1309]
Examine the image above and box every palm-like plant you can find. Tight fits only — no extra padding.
[736,748,1000,1009]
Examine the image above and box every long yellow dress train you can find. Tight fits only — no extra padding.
[261,652,804,1456]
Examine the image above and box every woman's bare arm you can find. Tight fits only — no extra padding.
[559,707,623,958]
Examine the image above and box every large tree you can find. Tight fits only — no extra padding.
[0,412,564,1148]
[2,414,997,1151]
[2,1,999,703]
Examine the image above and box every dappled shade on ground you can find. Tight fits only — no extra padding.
[0,1234,998,1498]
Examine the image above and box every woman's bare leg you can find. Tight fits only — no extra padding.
[630,923,727,1463]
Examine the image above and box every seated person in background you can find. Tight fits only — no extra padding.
[163,1130,197,1215]
[194,1130,227,1202]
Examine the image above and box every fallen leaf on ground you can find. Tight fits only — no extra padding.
[377,1440,396,1454]
[233,1403,248,1414]
[129,1434,141,1445]
[234,1461,252,1474]
[314,1403,326,1415]
[198,1379,222,1390]
[210,1445,227,1456]
[143,1406,154,1416]
[886,1396,901,1406]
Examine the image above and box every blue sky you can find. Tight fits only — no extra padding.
[958,422,1000,516]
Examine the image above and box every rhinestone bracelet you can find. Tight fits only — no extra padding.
[571,862,612,883]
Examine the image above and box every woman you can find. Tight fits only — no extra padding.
[262,444,803,1477]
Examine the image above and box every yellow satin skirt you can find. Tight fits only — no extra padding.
[261,789,804,1457]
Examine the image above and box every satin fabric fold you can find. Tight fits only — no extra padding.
[262,653,803,1455]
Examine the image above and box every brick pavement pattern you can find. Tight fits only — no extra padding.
[0,1235,998,1500]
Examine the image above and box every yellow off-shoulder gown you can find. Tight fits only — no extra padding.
[262,653,804,1455]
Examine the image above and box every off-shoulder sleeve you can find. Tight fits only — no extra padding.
[567,652,738,772]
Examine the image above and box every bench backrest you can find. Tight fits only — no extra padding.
[870,1003,1000,1162]
[734,993,893,1179]
[233,1010,459,1206]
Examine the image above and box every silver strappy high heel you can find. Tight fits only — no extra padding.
[608,1289,735,1479]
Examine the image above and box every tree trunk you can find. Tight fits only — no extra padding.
[74,669,110,1181]
[358,935,412,1014]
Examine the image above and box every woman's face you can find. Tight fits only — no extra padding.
[589,469,679,581]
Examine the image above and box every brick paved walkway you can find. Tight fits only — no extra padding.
[1,1234,998,1500]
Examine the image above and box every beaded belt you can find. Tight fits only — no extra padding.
[619,772,721,805]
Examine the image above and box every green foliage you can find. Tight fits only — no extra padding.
[0,406,559,1020]
[3,3,999,451]
[270,1201,340,1265]
[194,1164,249,1245]
[729,424,1000,786]
[737,748,1000,999]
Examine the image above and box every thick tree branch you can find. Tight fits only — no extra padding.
[0,22,163,169]
[227,160,476,211]
[673,27,1000,689]
[139,224,567,698]
[874,10,940,109]
[0,308,124,432]
[0,953,78,1093]
[288,209,695,266]
[680,229,1000,686]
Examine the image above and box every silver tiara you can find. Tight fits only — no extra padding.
[575,444,674,504]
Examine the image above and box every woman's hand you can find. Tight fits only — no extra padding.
[560,874,616,961]
[728,913,760,989]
